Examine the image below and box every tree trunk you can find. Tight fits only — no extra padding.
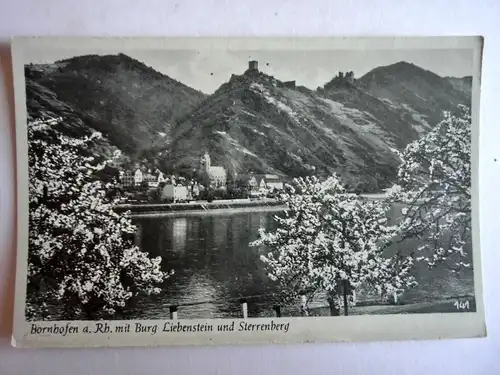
[327,291,340,316]
[343,279,349,316]
[329,302,340,316]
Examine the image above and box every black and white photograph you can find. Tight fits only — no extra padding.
[11,37,485,347]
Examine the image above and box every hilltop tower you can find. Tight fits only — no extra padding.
[345,71,355,84]
[248,60,258,71]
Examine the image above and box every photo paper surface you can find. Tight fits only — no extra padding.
[10,36,485,348]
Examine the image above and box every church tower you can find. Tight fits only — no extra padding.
[200,152,211,173]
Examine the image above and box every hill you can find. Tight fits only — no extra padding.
[25,56,472,192]
[356,61,471,127]
[445,76,473,97]
[161,61,471,192]
[25,53,206,157]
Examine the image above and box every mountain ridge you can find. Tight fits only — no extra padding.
[161,60,471,192]
[25,53,207,158]
[25,54,472,192]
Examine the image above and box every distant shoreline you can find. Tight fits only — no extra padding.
[115,193,388,218]
[129,205,288,219]
[115,198,288,218]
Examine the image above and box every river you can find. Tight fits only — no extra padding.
[116,206,475,320]
[120,210,283,319]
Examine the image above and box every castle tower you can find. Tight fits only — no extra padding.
[248,60,258,71]
[346,71,354,84]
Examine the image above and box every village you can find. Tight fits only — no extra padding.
[115,152,285,204]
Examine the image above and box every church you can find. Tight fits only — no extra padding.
[199,152,227,189]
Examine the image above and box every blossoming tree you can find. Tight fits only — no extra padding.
[386,105,472,272]
[27,117,171,320]
[251,176,415,316]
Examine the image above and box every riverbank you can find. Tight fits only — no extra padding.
[115,198,287,217]
[115,193,391,217]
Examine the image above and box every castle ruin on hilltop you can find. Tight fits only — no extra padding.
[243,60,297,89]
[320,71,356,92]
[243,60,354,92]
[248,60,259,71]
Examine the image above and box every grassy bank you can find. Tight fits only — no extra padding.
[313,296,476,316]
[255,295,476,318]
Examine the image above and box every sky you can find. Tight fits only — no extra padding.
[25,48,473,95]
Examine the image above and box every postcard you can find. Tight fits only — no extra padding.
[10,36,485,348]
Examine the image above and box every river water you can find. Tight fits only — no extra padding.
[120,210,284,319]
[117,206,475,320]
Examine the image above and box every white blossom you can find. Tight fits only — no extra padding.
[26,117,172,320]
[386,105,472,271]
[251,175,415,314]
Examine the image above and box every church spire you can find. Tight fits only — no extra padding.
[200,152,211,173]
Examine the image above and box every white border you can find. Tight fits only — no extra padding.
[10,36,486,348]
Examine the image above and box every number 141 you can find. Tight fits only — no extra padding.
[454,300,470,310]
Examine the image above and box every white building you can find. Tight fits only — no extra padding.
[143,170,166,188]
[247,176,258,190]
[158,171,165,184]
[261,174,284,191]
[259,178,267,191]
[134,169,143,186]
[119,168,167,189]
[162,184,188,202]
[248,174,284,193]
[191,183,200,198]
